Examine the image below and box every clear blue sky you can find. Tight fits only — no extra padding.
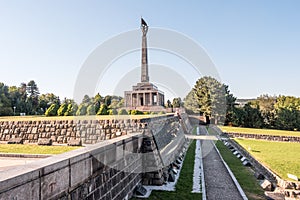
[0,0,299,102]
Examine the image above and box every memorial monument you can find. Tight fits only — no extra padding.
[124,18,165,111]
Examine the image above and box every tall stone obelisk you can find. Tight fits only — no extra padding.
[141,18,149,83]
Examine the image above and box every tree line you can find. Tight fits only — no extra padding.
[0,80,124,116]
[184,76,300,131]
[1,79,299,131]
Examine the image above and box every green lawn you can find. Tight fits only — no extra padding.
[215,141,265,200]
[0,144,80,154]
[133,140,201,200]
[219,126,300,137]
[234,138,300,180]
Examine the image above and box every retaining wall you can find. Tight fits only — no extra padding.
[0,133,143,200]
[225,132,300,143]
[0,115,191,199]
[0,118,149,144]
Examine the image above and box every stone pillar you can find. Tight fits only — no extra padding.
[150,93,152,106]
[143,93,146,106]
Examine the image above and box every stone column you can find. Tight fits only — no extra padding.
[143,93,146,106]
[150,93,152,106]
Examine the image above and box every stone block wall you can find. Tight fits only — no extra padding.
[0,133,143,200]
[0,115,192,199]
[0,119,147,144]
[225,132,300,143]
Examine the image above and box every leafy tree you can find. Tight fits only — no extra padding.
[184,90,199,114]
[0,83,13,116]
[172,97,182,108]
[93,93,102,113]
[192,76,230,124]
[81,95,91,104]
[26,80,40,114]
[275,108,300,130]
[45,103,59,116]
[243,103,264,128]
[251,94,277,128]
[166,99,172,108]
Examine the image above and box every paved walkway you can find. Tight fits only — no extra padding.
[199,126,244,200]
[0,157,41,172]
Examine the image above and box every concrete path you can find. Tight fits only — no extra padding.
[185,135,218,140]
[0,157,41,172]
[199,126,244,200]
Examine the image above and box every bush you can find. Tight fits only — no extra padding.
[158,111,166,115]
[97,104,108,115]
[118,109,128,115]
[109,108,118,115]
[45,104,59,116]
[87,104,96,115]
[76,104,87,116]
[130,110,144,115]
[143,111,150,115]
[57,103,68,116]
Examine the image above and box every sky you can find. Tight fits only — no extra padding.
[0,0,299,102]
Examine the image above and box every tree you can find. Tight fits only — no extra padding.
[192,76,230,124]
[45,104,59,116]
[275,108,299,130]
[93,93,102,113]
[0,83,13,116]
[81,95,91,104]
[166,99,172,108]
[184,90,199,114]
[26,80,40,114]
[172,97,182,108]
[252,94,277,128]
[243,103,264,128]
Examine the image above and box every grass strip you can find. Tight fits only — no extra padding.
[133,140,201,200]
[215,140,265,200]
[219,126,300,137]
[234,138,300,180]
[0,144,80,154]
